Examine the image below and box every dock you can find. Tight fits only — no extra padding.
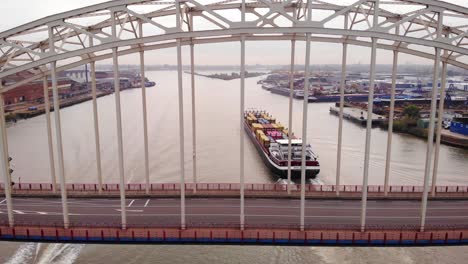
[329,106,386,125]
[5,90,113,122]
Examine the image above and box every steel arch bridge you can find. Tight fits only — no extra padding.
[0,0,467,89]
[1,0,468,246]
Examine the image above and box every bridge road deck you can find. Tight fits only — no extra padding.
[2,197,468,230]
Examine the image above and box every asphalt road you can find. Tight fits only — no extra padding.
[1,197,468,229]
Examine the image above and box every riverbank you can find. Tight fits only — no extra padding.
[380,120,468,148]
[331,102,468,149]
[185,71,265,80]
[5,90,113,122]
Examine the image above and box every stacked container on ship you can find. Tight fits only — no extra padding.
[244,110,320,178]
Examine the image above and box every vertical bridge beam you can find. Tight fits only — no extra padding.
[384,38,399,196]
[239,0,246,231]
[360,0,379,233]
[287,38,295,195]
[42,74,57,193]
[190,13,198,192]
[431,45,448,197]
[300,33,311,231]
[176,40,186,229]
[300,0,313,232]
[89,38,103,194]
[240,35,246,230]
[420,11,443,232]
[360,38,378,233]
[48,25,70,229]
[0,88,12,196]
[175,0,186,230]
[138,20,150,195]
[0,85,14,227]
[110,10,127,230]
[336,13,348,196]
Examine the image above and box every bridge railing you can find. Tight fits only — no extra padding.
[2,219,468,232]
[1,183,468,193]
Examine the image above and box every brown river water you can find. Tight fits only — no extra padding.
[1,70,467,263]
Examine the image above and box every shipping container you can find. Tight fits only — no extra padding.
[252,123,263,131]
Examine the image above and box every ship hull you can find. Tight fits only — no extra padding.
[244,122,320,178]
[293,92,388,103]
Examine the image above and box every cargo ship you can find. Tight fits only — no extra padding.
[244,110,320,178]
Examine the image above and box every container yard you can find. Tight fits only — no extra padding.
[257,71,467,148]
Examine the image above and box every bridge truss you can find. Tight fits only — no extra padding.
[0,0,468,234]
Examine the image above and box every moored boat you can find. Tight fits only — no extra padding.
[261,83,276,90]
[244,110,320,178]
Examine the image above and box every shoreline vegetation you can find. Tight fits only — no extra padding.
[380,121,468,149]
[378,104,468,149]
[185,71,266,80]
[332,103,467,149]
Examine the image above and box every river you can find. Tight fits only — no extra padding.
[1,70,467,263]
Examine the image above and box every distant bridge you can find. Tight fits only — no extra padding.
[1,0,468,245]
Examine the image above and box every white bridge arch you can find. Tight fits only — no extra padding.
[0,0,467,90]
[0,0,467,233]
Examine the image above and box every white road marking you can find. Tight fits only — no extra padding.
[2,209,53,215]
[127,199,135,207]
[0,199,6,204]
[144,199,150,207]
[116,209,143,213]
[4,202,468,211]
[45,212,468,219]
[69,213,82,216]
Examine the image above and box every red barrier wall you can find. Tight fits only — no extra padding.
[1,226,467,245]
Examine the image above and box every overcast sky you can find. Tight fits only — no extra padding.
[1,0,467,66]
